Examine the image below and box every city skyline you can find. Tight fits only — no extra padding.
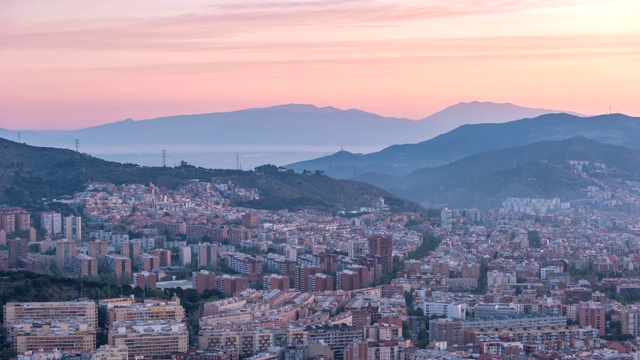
[2,0,639,129]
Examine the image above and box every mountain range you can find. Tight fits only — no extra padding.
[0,102,577,160]
[287,113,638,178]
[357,137,640,209]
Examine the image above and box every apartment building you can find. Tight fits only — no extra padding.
[11,321,96,353]
[193,270,217,294]
[73,254,98,278]
[108,321,188,359]
[197,243,218,269]
[64,216,82,242]
[262,274,290,291]
[94,345,129,360]
[4,300,98,328]
[429,319,464,346]
[579,301,606,336]
[153,248,172,267]
[133,271,157,290]
[306,324,362,360]
[137,253,160,272]
[56,240,77,271]
[8,238,29,268]
[105,296,184,324]
[227,253,262,275]
[368,236,392,274]
[105,255,132,282]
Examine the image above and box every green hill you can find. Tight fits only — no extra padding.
[0,138,420,212]
[358,137,640,209]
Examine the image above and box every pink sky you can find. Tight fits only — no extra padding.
[1,0,639,130]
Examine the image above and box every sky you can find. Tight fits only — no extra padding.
[1,0,639,130]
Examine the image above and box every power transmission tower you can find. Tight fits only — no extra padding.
[162,150,167,167]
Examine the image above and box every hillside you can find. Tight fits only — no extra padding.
[0,138,420,212]
[287,113,639,178]
[358,137,640,209]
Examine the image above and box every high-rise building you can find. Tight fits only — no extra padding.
[441,207,453,230]
[39,211,62,237]
[137,253,160,272]
[56,240,77,271]
[283,245,297,262]
[89,240,109,265]
[120,241,140,263]
[197,243,218,269]
[308,273,333,292]
[105,255,132,283]
[73,254,98,278]
[215,275,249,295]
[153,248,172,267]
[337,270,360,291]
[306,324,363,360]
[0,229,6,246]
[133,271,157,290]
[193,270,217,294]
[179,246,192,266]
[433,261,450,278]
[348,240,366,259]
[429,319,464,346]
[64,216,82,241]
[8,238,29,268]
[263,274,291,291]
[293,265,321,292]
[0,207,30,234]
[347,265,372,287]
[579,301,606,336]
[368,235,393,274]
[242,213,260,228]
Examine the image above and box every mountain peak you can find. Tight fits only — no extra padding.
[262,104,342,114]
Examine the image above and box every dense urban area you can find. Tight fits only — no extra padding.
[3,175,640,360]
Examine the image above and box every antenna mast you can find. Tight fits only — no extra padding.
[162,150,167,167]
[75,139,79,152]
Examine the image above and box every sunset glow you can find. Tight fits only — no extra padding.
[2,0,639,129]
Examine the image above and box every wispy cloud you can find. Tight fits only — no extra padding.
[0,0,639,128]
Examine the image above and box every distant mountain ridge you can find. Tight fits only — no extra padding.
[359,137,640,209]
[0,102,578,159]
[286,113,637,178]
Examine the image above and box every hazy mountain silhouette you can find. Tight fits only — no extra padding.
[0,102,577,158]
[287,113,636,178]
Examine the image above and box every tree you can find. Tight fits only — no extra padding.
[417,328,429,348]
[404,291,414,308]
[528,230,541,248]
[402,321,411,340]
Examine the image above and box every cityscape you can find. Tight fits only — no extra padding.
[2,1,640,360]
